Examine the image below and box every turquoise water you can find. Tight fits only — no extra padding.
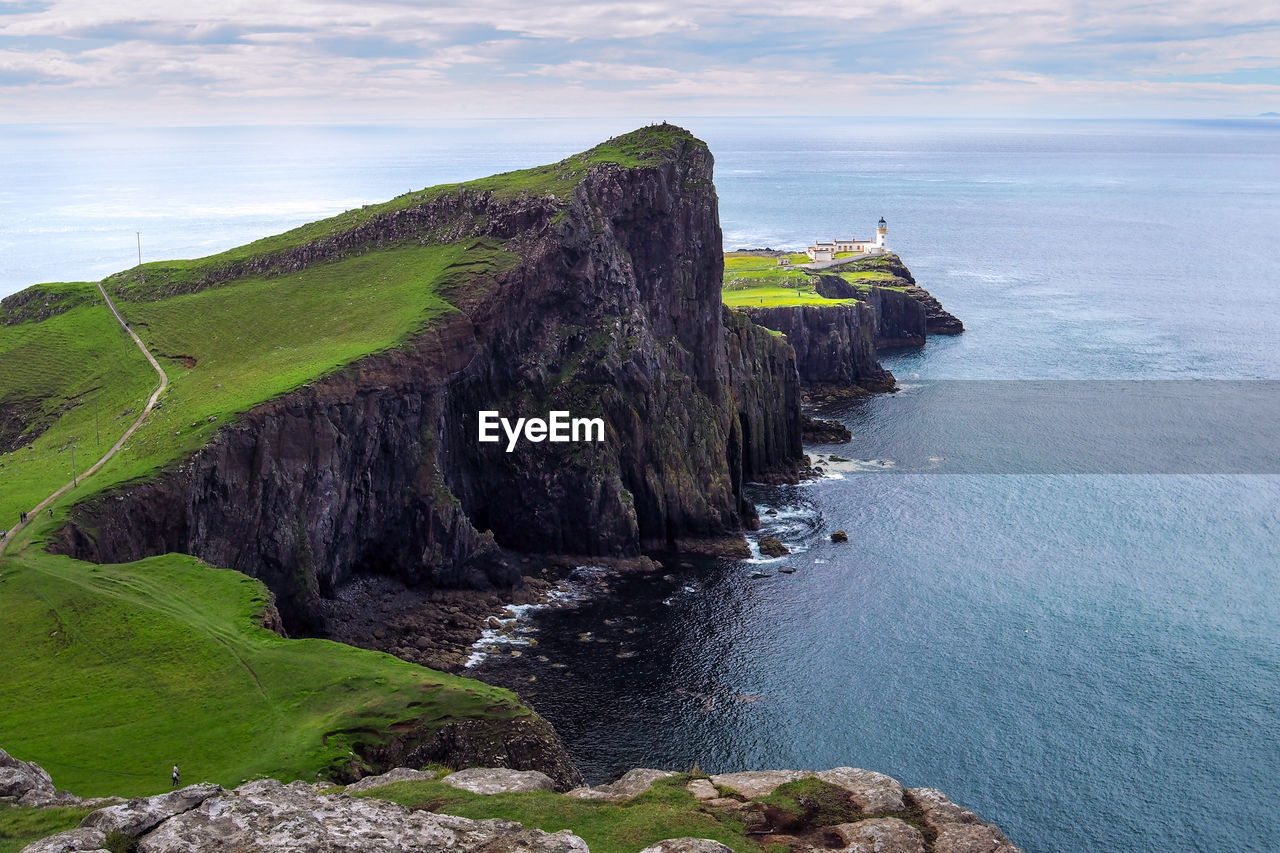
[4,119,1278,851]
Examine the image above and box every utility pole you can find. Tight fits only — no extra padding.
[95,411,101,448]
[137,232,142,267]
[69,443,78,487]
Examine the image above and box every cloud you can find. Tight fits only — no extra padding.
[0,0,1275,119]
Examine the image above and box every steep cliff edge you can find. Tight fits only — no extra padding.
[738,302,894,393]
[54,125,804,633]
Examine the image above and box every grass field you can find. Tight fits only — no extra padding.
[721,286,859,308]
[0,547,527,798]
[0,804,92,853]
[358,774,759,853]
[0,285,158,527]
[721,253,812,291]
[720,252,900,308]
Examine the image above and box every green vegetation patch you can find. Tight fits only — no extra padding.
[0,285,157,522]
[722,253,812,291]
[359,775,757,853]
[722,253,861,308]
[722,286,858,308]
[0,804,93,853]
[86,241,506,498]
[1,282,100,326]
[756,777,859,830]
[0,550,526,798]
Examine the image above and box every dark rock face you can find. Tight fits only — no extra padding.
[740,303,894,392]
[801,415,852,444]
[55,128,805,636]
[905,283,964,335]
[359,715,584,791]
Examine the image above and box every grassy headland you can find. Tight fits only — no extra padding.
[0,129,702,794]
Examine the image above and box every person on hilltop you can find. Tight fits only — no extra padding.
[171,764,180,788]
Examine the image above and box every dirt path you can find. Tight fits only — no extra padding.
[0,282,168,557]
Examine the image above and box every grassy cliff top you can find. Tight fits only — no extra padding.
[107,123,704,300]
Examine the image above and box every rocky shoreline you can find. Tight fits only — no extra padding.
[4,748,1023,853]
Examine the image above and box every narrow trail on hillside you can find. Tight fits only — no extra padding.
[0,282,168,558]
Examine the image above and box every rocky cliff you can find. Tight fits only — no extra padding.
[738,302,893,394]
[55,126,804,633]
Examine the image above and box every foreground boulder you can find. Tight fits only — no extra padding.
[440,767,556,794]
[0,747,55,802]
[907,787,1023,853]
[566,768,678,801]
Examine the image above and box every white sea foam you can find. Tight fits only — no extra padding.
[464,565,609,668]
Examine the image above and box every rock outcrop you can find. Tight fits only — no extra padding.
[739,302,894,393]
[567,768,678,801]
[440,767,555,794]
[25,779,589,853]
[12,753,1024,853]
[0,746,55,801]
[55,126,804,636]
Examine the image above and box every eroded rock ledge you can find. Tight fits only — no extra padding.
[9,747,1023,853]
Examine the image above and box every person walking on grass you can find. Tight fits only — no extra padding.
[172,764,180,788]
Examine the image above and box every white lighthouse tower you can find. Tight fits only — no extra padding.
[875,216,887,250]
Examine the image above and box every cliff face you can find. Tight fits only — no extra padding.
[738,302,894,392]
[55,127,804,633]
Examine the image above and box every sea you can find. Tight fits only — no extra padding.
[3,117,1277,852]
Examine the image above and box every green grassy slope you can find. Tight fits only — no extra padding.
[720,252,899,308]
[0,804,92,853]
[0,247,513,795]
[0,550,523,797]
[0,284,157,525]
[90,241,508,495]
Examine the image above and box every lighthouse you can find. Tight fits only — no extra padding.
[876,216,887,249]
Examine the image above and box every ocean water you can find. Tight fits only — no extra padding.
[4,118,1278,851]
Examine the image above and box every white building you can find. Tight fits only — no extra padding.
[806,217,887,261]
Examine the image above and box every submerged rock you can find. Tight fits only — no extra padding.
[757,536,790,558]
[802,415,853,444]
[831,530,849,543]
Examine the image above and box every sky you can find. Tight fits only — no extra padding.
[0,0,1278,122]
